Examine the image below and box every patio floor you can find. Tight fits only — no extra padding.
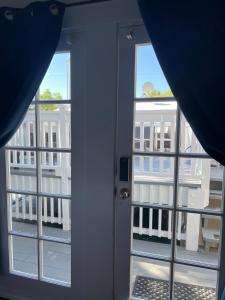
[10,221,218,296]
[11,221,71,284]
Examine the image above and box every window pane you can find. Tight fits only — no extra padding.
[38,53,71,100]
[134,102,177,152]
[10,235,38,277]
[42,241,71,284]
[174,264,217,299]
[8,193,37,236]
[6,150,37,193]
[144,126,150,139]
[180,113,205,154]
[40,152,71,197]
[7,105,36,147]
[176,212,221,266]
[39,104,71,149]
[133,156,174,184]
[135,44,173,98]
[143,157,150,172]
[135,126,141,139]
[130,256,170,299]
[134,141,140,151]
[131,206,172,258]
[41,197,71,242]
[134,156,141,172]
[178,158,222,211]
[132,156,174,210]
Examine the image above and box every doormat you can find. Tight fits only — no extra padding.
[132,276,216,300]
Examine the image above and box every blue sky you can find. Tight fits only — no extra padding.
[136,45,171,97]
[40,45,170,99]
[40,52,70,99]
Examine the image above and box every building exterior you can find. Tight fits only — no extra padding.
[133,102,222,253]
[7,103,222,253]
[7,105,71,233]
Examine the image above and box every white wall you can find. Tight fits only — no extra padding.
[0,1,143,300]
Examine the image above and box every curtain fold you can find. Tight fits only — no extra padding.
[138,0,225,165]
[0,1,65,147]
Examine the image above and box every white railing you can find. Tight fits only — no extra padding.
[8,107,71,232]
[11,194,71,231]
[8,108,215,246]
[132,183,187,240]
[132,208,185,240]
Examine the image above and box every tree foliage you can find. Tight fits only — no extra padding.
[143,89,173,98]
[39,89,62,110]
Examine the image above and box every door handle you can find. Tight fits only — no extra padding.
[119,188,130,200]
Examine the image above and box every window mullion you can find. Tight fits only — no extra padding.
[35,99,42,281]
[217,168,225,298]
[169,106,181,300]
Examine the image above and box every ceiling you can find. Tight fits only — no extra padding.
[0,0,86,8]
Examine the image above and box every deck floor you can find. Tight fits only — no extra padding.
[10,222,218,294]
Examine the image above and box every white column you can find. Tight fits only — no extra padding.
[29,195,33,221]
[149,208,153,236]
[158,209,162,237]
[168,211,172,239]
[177,212,182,241]
[139,207,143,235]
[186,213,200,251]
[50,178,54,223]
[49,122,53,166]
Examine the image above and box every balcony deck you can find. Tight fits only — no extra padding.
[11,222,218,296]
[131,240,217,299]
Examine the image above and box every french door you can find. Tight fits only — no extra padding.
[115,25,225,300]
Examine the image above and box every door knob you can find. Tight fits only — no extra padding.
[120,188,130,200]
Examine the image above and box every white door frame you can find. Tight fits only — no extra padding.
[114,25,150,300]
[114,24,225,300]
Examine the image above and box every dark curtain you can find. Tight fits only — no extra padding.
[138,0,225,165]
[0,1,65,147]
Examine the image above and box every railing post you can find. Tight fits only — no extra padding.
[60,106,71,231]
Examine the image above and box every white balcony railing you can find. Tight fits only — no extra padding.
[8,108,221,250]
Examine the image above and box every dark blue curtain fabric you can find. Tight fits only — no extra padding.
[221,288,225,300]
[0,1,65,147]
[138,0,225,165]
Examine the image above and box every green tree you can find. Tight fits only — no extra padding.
[143,89,173,98]
[39,89,63,110]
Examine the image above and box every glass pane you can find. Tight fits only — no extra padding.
[135,44,173,98]
[133,155,175,178]
[42,241,71,284]
[41,197,71,242]
[39,104,71,149]
[134,102,177,152]
[8,193,37,236]
[10,235,38,277]
[7,105,36,147]
[6,150,37,193]
[176,212,221,266]
[178,158,222,211]
[174,264,217,299]
[133,156,174,205]
[38,52,71,100]
[40,152,71,196]
[131,206,172,258]
[180,113,205,154]
[130,256,170,299]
